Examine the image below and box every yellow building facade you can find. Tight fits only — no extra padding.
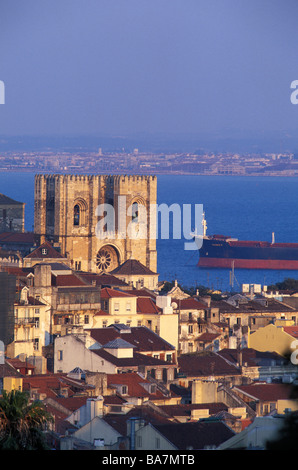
[249,322,297,357]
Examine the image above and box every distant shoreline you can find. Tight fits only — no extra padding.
[0,168,298,177]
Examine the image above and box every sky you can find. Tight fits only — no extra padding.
[1,0,298,147]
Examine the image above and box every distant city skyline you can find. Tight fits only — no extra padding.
[0,0,298,147]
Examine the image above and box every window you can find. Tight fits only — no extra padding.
[102,321,107,328]
[132,202,138,222]
[155,438,160,449]
[33,339,39,351]
[166,354,172,362]
[114,302,119,312]
[74,204,80,225]
[188,325,193,334]
[41,248,48,255]
[75,261,81,270]
[126,302,131,311]
[84,315,89,325]
[58,350,63,361]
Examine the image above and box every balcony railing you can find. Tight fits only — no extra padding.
[15,317,39,327]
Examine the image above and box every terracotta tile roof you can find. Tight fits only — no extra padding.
[137,297,161,315]
[103,405,172,436]
[218,348,286,367]
[22,373,93,398]
[103,395,127,405]
[93,349,172,368]
[51,396,88,412]
[88,325,175,352]
[1,266,27,277]
[0,232,35,243]
[178,352,241,377]
[159,402,228,419]
[283,326,298,339]
[79,273,129,287]
[126,289,157,299]
[211,298,295,314]
[234,382,295,402]
[153,421,235,450]
[94,309,110,316]
[0,362,23,379]
[52,274,87,287]
[173,297,207,310]
[111,259,157,276]
[197,332,221,343]
[0,193,24,205]
[15,296,46,306]
[107,372,171,399]
[100,287,135,299]
[6,358,35,372]
[24,241,64,259]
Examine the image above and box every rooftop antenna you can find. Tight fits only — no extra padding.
[229,261,239,290]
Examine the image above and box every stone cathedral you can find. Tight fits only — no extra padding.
[34,174,157,273]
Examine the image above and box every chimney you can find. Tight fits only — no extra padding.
[86,396,104,420]
[201,296,211,308]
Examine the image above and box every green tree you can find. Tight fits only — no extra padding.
[0,389,53,450]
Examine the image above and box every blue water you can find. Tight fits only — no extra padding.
[2,171,298,292]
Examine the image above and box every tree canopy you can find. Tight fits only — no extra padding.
[0,389,53,450]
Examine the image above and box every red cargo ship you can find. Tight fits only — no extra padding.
[194,215,298,270]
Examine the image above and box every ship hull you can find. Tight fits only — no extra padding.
[198,237,298,270]
[198,257,298,270]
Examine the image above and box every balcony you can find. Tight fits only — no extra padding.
[15,317,39,328]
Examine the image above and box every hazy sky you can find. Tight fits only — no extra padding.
[1,0,298,140]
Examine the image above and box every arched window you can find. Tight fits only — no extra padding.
[73,199,88,227]
[74,204,80,226]
[132,202,138,223]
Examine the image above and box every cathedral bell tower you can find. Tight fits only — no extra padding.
[34,174,157,273]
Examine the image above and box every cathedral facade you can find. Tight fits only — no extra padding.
[34,174,157,273]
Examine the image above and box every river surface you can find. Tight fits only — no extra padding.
[1,171,298,291]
